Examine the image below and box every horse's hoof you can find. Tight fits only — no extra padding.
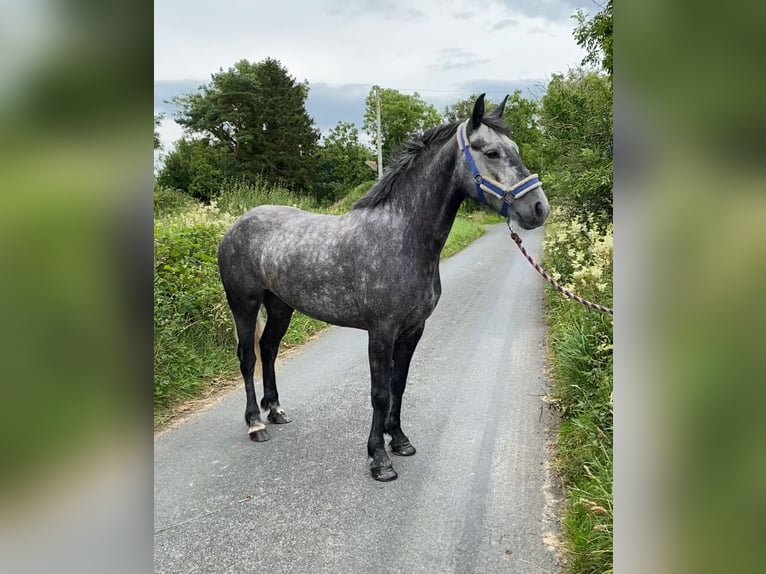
[390,442,416,456]
[370,464,398,482]
[268,410,291,424]
[249,428,270,442]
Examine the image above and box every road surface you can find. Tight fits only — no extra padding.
[154,223,563,573]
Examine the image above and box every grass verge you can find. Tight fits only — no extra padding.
[543,211,613,573]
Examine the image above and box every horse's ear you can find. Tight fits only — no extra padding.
[488,94,509,119]
[470,93,486,132]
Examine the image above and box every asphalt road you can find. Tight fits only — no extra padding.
[154,223,563,574]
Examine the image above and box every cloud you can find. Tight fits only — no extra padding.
[457,78,550,101]
[327,0,426,22]
[489,0,588,21]
[491,18,519,30]
[451,9,477,19]
[305,83,372,134]
[430,48,491,72]
[155,1,585,98]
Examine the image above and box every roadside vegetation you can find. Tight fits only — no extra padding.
[539,3,613,572]
[544,212,613,573]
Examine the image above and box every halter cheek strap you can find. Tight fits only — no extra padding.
[456,121,542,218]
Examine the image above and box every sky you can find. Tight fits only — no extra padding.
[154,0,592,155]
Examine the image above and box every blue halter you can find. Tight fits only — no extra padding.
[456,121,541,218]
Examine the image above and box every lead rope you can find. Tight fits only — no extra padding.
[506,220,614,315]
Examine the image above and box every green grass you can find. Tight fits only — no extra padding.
[281,311,328,347]
[549,302,613,574]
[440,216,487,258]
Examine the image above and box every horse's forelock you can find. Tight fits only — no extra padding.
[479,115,510,137]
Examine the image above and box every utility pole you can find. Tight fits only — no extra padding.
[375,85,383,180]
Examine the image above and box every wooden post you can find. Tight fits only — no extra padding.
[375,85,383,180]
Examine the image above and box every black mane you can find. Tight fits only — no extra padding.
[353,116,510,210]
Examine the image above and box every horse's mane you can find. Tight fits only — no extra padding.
[353,116,510,210]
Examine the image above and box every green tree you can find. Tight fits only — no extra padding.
[172,58,320,193]
[444,91,543,173]
[154,114,163,150]
[539,69,612,220]
[573,0,613,78]
[363,87,442,161]
[155,138,236,202]
[314,121,375,203]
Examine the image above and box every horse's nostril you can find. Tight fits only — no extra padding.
[534,201,544,219]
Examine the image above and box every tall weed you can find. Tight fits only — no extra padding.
[217,176,314,216]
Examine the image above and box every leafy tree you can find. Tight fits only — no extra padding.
[444,91,543,173]
[154,114,163,150]
[314,121,375,203]
[363,87,442,161]
[539,69,612,221]
[155,138,236,202]
[172,58,320,193]
[536,3,613,222]
[574,0,613,78]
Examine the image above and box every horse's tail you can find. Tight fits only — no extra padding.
[254,304,266,378]
[231,303,266,378]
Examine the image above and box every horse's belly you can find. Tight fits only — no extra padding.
[261,261,367,328]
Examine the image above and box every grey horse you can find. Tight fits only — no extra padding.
[217,94,549,481]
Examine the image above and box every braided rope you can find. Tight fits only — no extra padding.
[507,222,613,316]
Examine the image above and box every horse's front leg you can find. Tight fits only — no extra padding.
[367,330,397,481]
[385,323,425,457]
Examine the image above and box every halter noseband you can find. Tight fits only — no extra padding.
[456,120,541,218]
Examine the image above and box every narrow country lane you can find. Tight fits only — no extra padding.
[154,223,563,574]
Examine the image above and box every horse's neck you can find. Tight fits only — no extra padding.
[388,147,465,262]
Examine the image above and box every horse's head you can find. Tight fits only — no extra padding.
[456,93,549,230]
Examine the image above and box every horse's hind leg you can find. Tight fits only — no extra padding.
[386,323,425,456]
[231,297,270,442]
[259,291,294,424]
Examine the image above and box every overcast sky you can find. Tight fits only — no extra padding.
[154,0,592,153]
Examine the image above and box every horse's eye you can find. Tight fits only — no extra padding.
[485,149,500,159]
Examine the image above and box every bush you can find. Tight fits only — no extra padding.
[153,205,327,424]
[327,180,375,214]
[154,184,197,216]
[154,221,235,416]
[540,68,613,223]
